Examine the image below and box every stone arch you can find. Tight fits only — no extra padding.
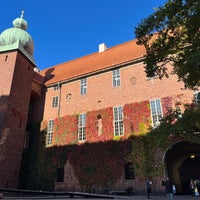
[163,141,200,194]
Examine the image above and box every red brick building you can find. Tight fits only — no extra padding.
[0,14,199,194]
[0,14,43,189]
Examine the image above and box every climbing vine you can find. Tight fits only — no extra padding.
[69,140,132,191]
[19,98,200,192]
[123,100,151,136]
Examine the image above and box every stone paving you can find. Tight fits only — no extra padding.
[1,195,197,200]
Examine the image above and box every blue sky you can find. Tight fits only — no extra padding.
[0,0,167,70]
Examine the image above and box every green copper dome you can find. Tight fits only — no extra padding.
[0,11,34,57]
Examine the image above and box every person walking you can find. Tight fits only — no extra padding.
[146,180,152,199]
[196,180,200,196]
[162,177,174,200]
[190,180,195,196]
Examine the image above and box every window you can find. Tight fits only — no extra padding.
[150,99,163,127]
[112,69,121,87]
[54,85,59,91]
[47,120,54,145]
[113,106,124,136]
[52,96,59,108]
[146,66,158,80]
[80,78,87,95]
[78,113,86,141]
[54,82,61,90]
[96,114,102,136]
[124,162,135,180]
[56,167,64,182]
[175,106,182,118]
[194,90,200,105]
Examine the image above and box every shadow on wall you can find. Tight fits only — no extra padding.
[0,95,9,135]
[44,68,55,83]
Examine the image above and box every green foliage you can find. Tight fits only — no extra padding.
[140,104,200,178]
[18,122,54,190]
[168,104,200,143]
[128,136,147,178]
[69,140,132,190]
[128,135,166,180]
[135,0,200,89]
[18,122,59,190]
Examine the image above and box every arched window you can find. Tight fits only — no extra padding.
[96,114,102,136]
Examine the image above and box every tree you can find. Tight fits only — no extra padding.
[135,0,200,89]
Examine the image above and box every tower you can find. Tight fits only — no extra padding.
[0,12,36,188]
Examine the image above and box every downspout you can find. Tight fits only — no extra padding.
[58,82,62,118]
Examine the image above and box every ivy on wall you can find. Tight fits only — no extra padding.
[86,107,114,142]
[18,123,56,190]
[53,114,78,145]
[123,100,151,136]
[19,123,75,190]
[53,101,151,145]
[69,140,132,191]
[19,98,200,191]
[161,97,173,116]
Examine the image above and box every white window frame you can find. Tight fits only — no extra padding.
[113,106,124,136]
[112,69,121,87]
[194,90,200,105]
[150,99,163,127]
[52,96,59,108]
[78,113,86,141]
[47,119,54,145]
[54,85,59,91]
[80,78,87,95]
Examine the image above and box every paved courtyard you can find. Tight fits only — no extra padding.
[1,195,196,200]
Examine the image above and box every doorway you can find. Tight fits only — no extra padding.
[164,141,200,194]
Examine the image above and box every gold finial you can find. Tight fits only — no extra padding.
[20,10,24,19]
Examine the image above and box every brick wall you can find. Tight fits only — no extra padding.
[43,62,194,122]
[45,61,194,193]
[0,50,35,188]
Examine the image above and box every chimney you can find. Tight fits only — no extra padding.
[98,43,107,53]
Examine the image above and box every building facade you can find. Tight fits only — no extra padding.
[0,14,44,188]
[0,15,200,194]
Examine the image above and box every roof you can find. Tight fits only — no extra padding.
[39,39,146,86]
[0,13,35,64]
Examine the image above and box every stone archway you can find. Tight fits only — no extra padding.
[163,141,200,194]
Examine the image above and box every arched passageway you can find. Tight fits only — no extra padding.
[164,141,200,194]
